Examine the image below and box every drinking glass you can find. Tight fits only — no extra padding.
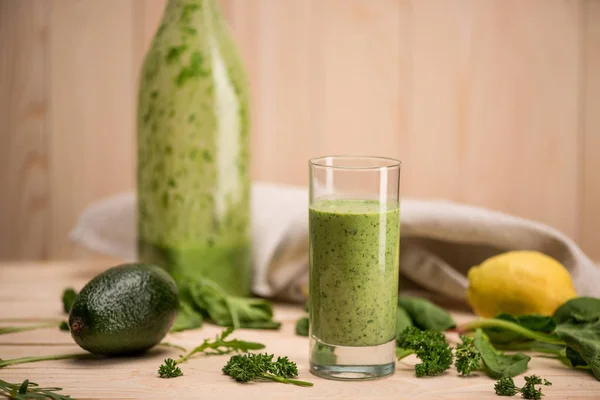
[309,155,401,380]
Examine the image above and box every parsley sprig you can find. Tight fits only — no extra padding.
[158,358,183,378]
[222,353,313,387]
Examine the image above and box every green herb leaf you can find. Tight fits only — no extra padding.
[295,317,309,337]
[554,319,600,380]
[474,329,530,379]
[171,302,203,332]
[61,288,78,314]
[553,297,600,325]
[180,276,281,330]
[396,306,413,339]
[222,353,313,387]
[494,376,518,396]
[565,347,588,368]
[176,327,265,364]
[158,358,183,378]
[58,321,69,331]
[397,296,455,331]
[0,378,73,399]
[485,313,556,345]
[396,326,454,377]
[455,335,482,376]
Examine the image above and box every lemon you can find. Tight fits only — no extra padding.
[466,250,577,317]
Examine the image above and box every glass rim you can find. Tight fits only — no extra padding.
[309,155,402,170]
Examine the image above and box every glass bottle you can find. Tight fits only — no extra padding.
[136,0,252,296]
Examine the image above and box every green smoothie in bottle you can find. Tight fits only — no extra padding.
[136,0,252,296]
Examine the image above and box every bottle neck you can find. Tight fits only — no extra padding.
[165,0,222,20]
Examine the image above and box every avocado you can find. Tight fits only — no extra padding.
[69,263,178,356]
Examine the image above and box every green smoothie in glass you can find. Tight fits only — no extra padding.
[308,156,401,381]
[309,199,400,347]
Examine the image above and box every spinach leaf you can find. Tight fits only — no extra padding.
[485,313,556,345]
[181,276,281,330]
[171,302,203,332]
[555,319,600,380]
[396,306,413,339]
[296,317,309,337]
[474,329,531,379]
[397,296,455,331]
[566,347,588,368]
[554,297,600,325]
[61,288,78,314]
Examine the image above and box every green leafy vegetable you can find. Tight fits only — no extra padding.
[158,358,183,378]
[554,319,600,380]
[494,375,552,399]
[176,327,265,364]
[222,353,313,387]
[397,296,456,331]
[396,326,453,377]
[0,353,92,368]
[179,276,281,330]
[494,376,518,396]
[484,313,556,345]
[0,323,59,335]
[171,302,203,332]
[454,335,482,376]
[61,288,78,313]
[396,306,413,339]
[474,329,531,379]
[295,317,309,337]
[553,297,600,325]
[0,378,73,400]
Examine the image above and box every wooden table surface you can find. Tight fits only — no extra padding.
[1,261,598,399]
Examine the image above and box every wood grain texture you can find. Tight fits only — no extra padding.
[1,262,599,400]
[581,0,600,257]
[0,0,50,260]
[48,0,137,258]
[406,0,582,239]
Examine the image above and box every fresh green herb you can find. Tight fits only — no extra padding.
[554,319,600,380]
[61,288,78,313]
[0,353,92,368]
[454,335,482,376]
[222,353,313,387]
[175,327,265,364]
[543,378,551,386]
[0,378,73,399]
[178,276,281,331]
[0,322,59,335]
[59,321,69,331]
[396,326,453,377]
[396,306,413,339]
[171,302,203,332]
[474,329,531,379]
[494,375,551,399]
[484,313,556,345]
[553,297,600,324]
[459,297,600,381]
[397,296,456,331]
[494,376,518,396]
[158,358,183,378]
[295,317,309,337]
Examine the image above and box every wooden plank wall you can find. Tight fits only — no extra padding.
[0,0,598,261]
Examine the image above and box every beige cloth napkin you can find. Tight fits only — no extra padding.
[70,182,600,304]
